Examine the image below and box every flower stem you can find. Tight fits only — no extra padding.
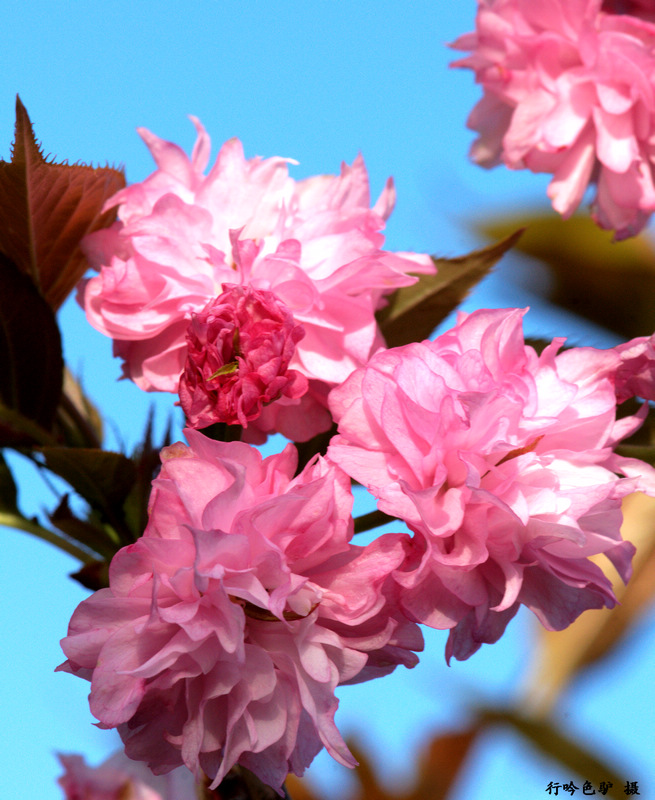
[353,508,395,534]
[0,510,96,563]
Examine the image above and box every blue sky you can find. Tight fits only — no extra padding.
[1,2,653,798]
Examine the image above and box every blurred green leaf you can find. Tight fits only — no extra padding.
[287,726,480,800]
[377,230,524,348]
[479,213,655,338]
[478,707,626,800]
[0,401,59,448]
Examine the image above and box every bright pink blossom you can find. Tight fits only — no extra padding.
[57,752,194,800]
[78,122,433,435]
[328,308,655,661]
[451,0,655,239]
[58,431,421,794]
[178,284,308,437]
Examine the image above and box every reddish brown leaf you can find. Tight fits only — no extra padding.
[407,728,478,800]
[283,775,324,800]
[347,739,396,800]
[0,95,125,309]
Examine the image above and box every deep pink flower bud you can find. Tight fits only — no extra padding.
[179,284,308,429]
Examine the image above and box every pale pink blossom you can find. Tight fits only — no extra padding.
[58,431,421,794]
[57,751,195,800]
[78,122,433,434]
[451,0,655,239]
[328,308,655,661]
[178,284,309,437]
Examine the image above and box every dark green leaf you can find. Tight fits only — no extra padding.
[0,254,63,433]
[49,494,116,559]
[54,369,103,449]
[294,423,337,476]
[123,408,172,538]
[377,230,524,348]
[0,451,18,510]
[0,401,58,447]
[41,447,136,539]
[70,560,110,591]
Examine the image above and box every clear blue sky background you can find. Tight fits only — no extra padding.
[1,2,653,798]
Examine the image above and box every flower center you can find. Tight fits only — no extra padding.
[229,595,318,622]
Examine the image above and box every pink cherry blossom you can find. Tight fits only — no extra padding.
[58,431,421,794]
[451,0,655,239]
[78,121,434,434]
[328,308,655,661]
[178,284,309,437]
[57,751,195,800]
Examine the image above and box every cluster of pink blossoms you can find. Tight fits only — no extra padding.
[61,120,655,795]
[59,310,655,790]
[328,308,655,660]
[451,0,655,238]
[59,432,421,793]
[78,121,433,441]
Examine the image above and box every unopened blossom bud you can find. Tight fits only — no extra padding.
[179,284,308,429]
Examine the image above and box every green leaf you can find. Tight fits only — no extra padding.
[377,229,524,348]
[209,362,238,379]
[0,95,125,309]
[55,368,104,449]
[49,494,116,560]
[69,560,109,591]
[123,407,173,539]
[0,254,63,435]
[41,447,136,541]
[0,401,58,447]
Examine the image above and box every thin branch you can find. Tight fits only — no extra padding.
[0,510,96,563]
[353,509,395,534]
